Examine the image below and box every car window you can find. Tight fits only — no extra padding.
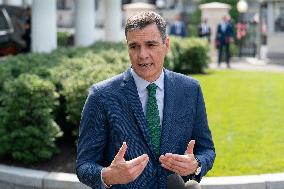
[0,9,9,30]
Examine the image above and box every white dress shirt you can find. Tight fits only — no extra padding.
[221,21,227,32]
[131,68,164,126]
[201,23,209,34]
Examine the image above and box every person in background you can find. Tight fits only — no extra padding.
[76,11,215,189]
[215,15,234,68]
[198,18,211,42]
[22,7,31,52]
[170,14,187,37]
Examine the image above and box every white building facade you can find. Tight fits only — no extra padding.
[1,0,196,52]
[260,0,284,64]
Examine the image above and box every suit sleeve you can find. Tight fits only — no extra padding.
[191,84,216,182]
[76,87,108,189]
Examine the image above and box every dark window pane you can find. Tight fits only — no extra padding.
[0,9,9,30]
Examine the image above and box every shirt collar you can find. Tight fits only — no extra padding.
[131,68,164,92]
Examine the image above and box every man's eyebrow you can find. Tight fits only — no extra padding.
[127,40,160,46]
[146,40,160,44]
[128,42,137,46]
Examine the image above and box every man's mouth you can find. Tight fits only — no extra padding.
[138,63,154,68]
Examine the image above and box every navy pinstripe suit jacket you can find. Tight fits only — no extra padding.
[76,68,215,189]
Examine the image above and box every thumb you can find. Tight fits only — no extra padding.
[114,142,127,161]
[185,140,195,154]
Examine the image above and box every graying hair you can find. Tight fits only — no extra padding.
[125,11,167,43]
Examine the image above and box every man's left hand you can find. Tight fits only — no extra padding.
[159,140,198,176]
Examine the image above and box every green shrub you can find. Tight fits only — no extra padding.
[167,36,209,73]
[0,40,209,163]
[0,74,62,163]
[57,32,73,47]
[58,50,129,137]
[230,42,239,57]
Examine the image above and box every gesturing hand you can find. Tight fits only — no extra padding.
[102,142,149,185]
[159,140,198,176]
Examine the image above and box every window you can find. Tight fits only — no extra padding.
[274,3,284,32]
[0,9,9,31]
[148,0,156,5]
[122,0,132,4]
[57,0,72,10]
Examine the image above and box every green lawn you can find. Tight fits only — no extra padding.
[192,70,284,176]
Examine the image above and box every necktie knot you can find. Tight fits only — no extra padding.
[147,83,157,96]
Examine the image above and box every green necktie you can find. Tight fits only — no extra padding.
[146,83,161,155]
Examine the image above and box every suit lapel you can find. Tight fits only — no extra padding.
[122,69,157,159]
[160,70,176,155]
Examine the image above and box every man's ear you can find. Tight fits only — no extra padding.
[165,36,170,53]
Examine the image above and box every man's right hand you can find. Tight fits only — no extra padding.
[102,142,149,186]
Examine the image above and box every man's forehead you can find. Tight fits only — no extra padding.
[126,32,162,43]
[126,25,162,40]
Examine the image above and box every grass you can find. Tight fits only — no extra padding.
[192,70,284,176]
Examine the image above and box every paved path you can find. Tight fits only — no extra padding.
[209,57,284,72]
[1,163,284,189]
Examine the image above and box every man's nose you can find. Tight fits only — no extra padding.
[139,46,149,59]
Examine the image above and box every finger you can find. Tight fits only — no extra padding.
[165,153,193,163]
[161,163,180,174]
[185,140,195,154]
[114,142,127,161]
[161,161,189,176]
[123,155,149,182]
[160,156,188,172]
[159,154,166,162]
[160,153,176,165]
[127,154,149,168]
[165,156,189,167]
[129,156,149,179]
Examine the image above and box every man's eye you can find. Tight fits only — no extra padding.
[129,45,136,49]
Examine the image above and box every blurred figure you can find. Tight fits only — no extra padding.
[22,7,31,52]
[215,15,234,68]
[198,18,211,42]
[170,14,187,37]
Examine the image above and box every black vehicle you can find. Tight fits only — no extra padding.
[0,5,28,56]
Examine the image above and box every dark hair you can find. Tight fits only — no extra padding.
[125,11,167,43]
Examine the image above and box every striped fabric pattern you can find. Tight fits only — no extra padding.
[76,68,216,189]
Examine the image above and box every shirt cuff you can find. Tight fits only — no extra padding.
[101,168,112,188]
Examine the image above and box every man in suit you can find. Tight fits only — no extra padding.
[198,18,211,42]
[169,14,187,37]
[76,11,215,189]
[215,15,234,68]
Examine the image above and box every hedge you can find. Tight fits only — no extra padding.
[0,38,208,163]
[166,36,210,73]
[0,74,62,163]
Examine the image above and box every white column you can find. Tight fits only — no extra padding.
[267,3,274,34]
[6,0,22,6]
[105,0,122,42]
[0,0,3,4]
[75,0,95,47]
[32,0,57,53]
